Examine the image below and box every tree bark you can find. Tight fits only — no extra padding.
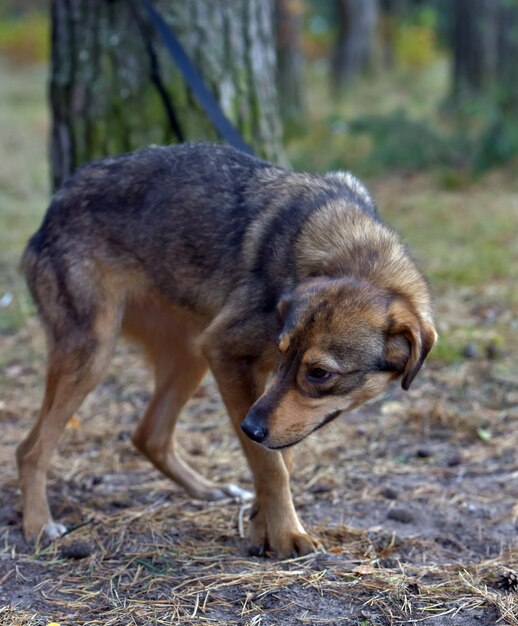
[495,2,518,106]
[451,0,518,104]
[275,0,305,121]
[331,0,379,96]
[50,0,284,191]
[378,0,405,69]
[451,0,498,98]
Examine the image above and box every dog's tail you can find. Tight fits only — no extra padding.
[22,215,99,345]
[21,230,45,311]
[22,229,60,334]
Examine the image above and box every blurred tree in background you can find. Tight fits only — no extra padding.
[275,0,306,120]
[451,0,518,99]
[2,0,518,177]
[450,0,518,169]
[49,0,283,190]
[451,0,498,98]
[331,0,378,94]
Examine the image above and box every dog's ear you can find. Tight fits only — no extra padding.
[385,299,437,390]
[277,292,291,321]
[276,278,331,354]
[277,277,326,320]
[276,293,294,353]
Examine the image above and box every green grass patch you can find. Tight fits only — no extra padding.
[286,60,450,175]
[429,326,506,364]
[378,186,518,292]
[347,109,460,175]
[0,61,48,334]
[0,11,49,65]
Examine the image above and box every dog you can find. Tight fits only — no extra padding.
[18,143,436,558]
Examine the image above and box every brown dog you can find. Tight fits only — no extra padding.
[18,143,436,558]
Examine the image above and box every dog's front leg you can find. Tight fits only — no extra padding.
[203,342,319,558]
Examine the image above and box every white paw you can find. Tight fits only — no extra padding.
[194,483,254,502]
[224,484,254,501]
[43,522,67,540]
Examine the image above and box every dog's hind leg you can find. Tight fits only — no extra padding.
[125,301,252,501]
[17,306,120,541]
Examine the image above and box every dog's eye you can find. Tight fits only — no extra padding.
[307,367,333,383]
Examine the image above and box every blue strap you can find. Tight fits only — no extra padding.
[141,0,255,155]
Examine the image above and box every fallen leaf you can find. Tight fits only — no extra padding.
[476,426,492,441]
[67,415,81,430]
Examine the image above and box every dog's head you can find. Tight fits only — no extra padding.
[241,277,436,449]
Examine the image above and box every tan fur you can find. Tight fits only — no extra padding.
[347,372,397,408]
[296,203,435,324]
[303,348,344,372]
[268,389,347,448]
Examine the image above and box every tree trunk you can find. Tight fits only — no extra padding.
[275,0,305,121]
[449,0,518,168]
[451,0,498,98]
[496,2,518,107]
[331,0,379,96]
[50,0,284,191]
[451,0,518,103]
[378,0,405,69]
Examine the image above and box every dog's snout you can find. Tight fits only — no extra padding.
[241,414,268,444]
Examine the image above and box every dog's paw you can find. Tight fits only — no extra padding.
[23,519,67,543]
[204,483,254,502]
[222,484,254,501]
[43,522,67,541]
[248,507,321,559]
[249,531,320,559]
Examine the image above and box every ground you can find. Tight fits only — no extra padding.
[0,63,517,625]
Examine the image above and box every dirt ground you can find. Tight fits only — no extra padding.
[0,306,517,624]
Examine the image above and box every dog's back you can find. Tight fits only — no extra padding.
[23,143,379,322]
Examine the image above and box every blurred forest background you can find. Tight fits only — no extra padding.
[3,0,518,175]
[0,2,517,624]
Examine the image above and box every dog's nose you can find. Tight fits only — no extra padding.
[241,416,268,443]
